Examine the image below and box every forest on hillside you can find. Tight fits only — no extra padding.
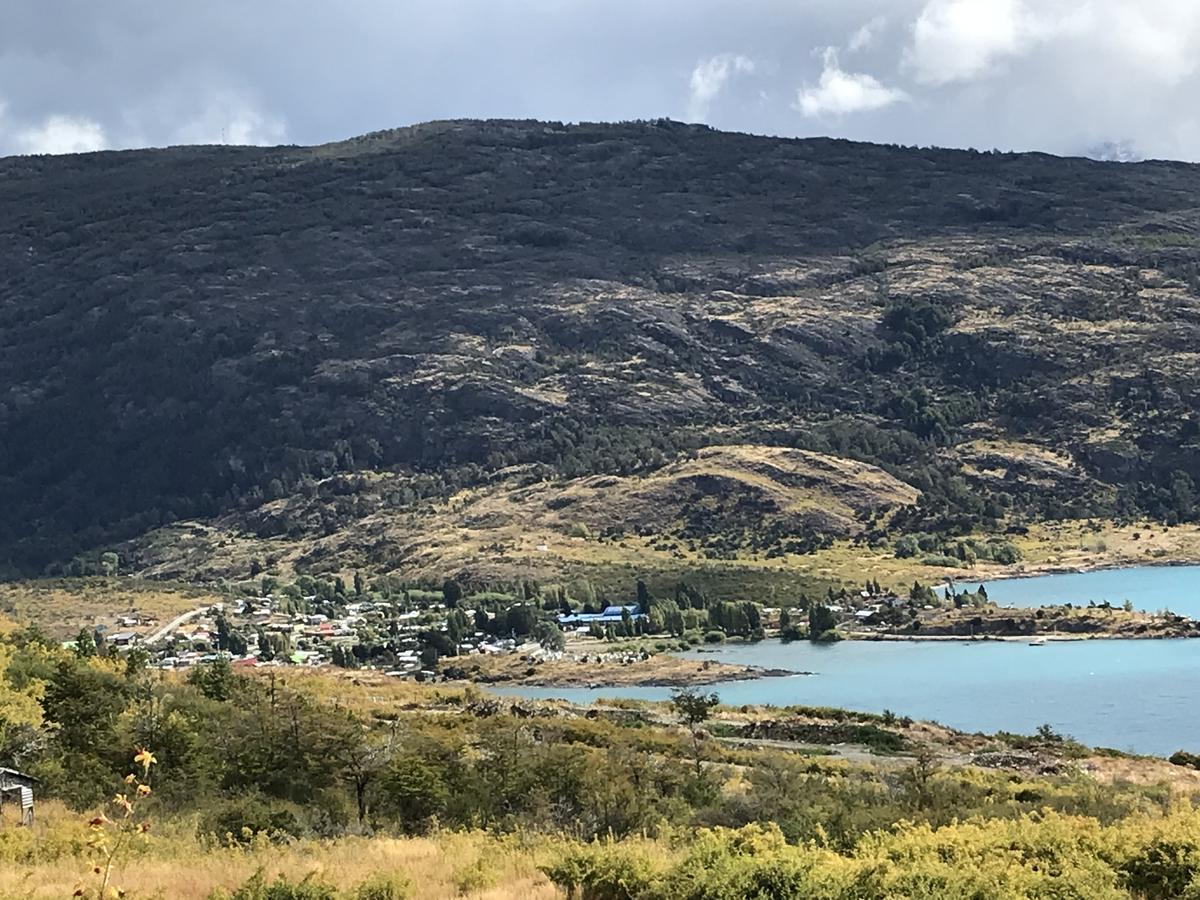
[2,119,1200,576]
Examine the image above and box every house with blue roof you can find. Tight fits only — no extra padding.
[557,604,646,627]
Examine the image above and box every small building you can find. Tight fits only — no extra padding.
[557,604,646,627]
[0,768,35,826]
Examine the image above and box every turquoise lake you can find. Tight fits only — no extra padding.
[499,567,1200,756]
[980,564,1200,616]
[501,638,1200,755]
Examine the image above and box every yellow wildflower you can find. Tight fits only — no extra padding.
[136,783,151,796]
[133,748,157,770]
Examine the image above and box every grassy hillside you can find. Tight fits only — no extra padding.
[3,119,1200,583]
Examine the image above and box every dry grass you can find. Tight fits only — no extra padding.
[0,579,218,640]
[460,648,759,687]
[127,445,918,587]
[0,801,560,899]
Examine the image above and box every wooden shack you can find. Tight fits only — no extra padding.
[0,768,35,825]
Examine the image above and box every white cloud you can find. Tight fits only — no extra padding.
[906,0,1042,85]
[795,48,907,118]
[904,0,1200,89]
[14,114,108,155]
[1099,2,1200,85]
[170,92,286,146]
[848,15,887,52]
[687,53,755,122]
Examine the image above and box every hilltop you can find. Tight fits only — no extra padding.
[3,119,1200,588]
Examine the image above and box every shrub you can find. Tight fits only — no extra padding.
[213,870,339,900]
[1120,837,1200,900]
[1169,751,1200,770]
[542,843,661,900]
[350,874,412,900]
[703,630,726,643]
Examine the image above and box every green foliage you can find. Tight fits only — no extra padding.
[1170,751,1200,770]
[349,874,412,900]
[213,870,338,900]
[533,620,566,652]
[808,604,837,640]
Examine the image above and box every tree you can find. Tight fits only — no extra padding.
[354,571,366,597]
[256,627,275,661]
[98,551,119,576]
[504,604,537,637]
[419,629,456,660]
[123,645,150,678]
[670,688,720,777]
[188,658,237,702]
[0,643,42,755]
[446,609,470,651]
[808,604,837,640]
[74,628,97,659]
[329,712,395,824]
[442,579,463,608]
[636,579,654,613]
[898,743,940,810]
[620,607,634,638]
[228,629,249,658]
[533,621,566,652]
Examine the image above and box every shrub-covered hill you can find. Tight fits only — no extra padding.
[3,118,1200,575]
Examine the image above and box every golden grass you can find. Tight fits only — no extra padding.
[0,579,219,640]
[0,801,560,900]
[461,648,755,687]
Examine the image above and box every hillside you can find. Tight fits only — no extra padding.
[3,118,1200,583]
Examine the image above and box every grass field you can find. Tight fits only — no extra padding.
[0,800,559,899]
[0,578,219,640]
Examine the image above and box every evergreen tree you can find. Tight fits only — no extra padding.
[74,628,96,659]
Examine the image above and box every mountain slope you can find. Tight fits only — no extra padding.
[2,119,1200,578]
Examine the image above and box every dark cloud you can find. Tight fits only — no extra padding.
[2,1,1198,160]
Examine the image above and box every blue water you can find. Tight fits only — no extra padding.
[980,565,1200,616]
[499,637,1200,756]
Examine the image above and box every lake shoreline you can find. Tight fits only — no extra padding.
[497,633,1200,756]
[974,555,1200,584]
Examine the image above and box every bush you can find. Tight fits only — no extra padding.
[988,540,1022,564]
[1120,837,1200,900]
[350,874,412,900]
[542,843,661,899]
[1170,751,1200,770]
[921,554,962,568]
[703,630,726,643]
[214,870,338,900]
[200,796,303,843]
[814,629,843,643]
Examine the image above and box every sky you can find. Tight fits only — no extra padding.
[3,0,1200,160]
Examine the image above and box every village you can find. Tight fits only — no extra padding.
[54,558,1193,686]
[62,578,678,681]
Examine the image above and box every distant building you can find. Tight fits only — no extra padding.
[0,768,35,825]
[557,604,646,626]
